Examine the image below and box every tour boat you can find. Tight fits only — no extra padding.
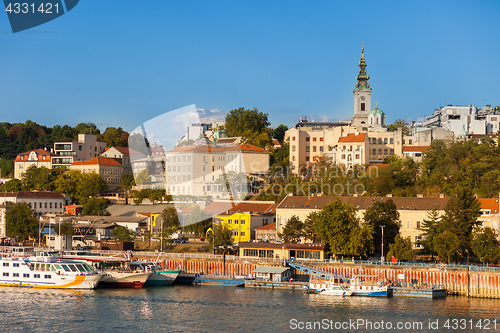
[348,274,392,297]
[62,253,151,288]
[0,248,102,289]
[307,277,353,296]
[130,260,181,286]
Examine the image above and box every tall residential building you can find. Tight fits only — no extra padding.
[165,143,270,197]
[52,134,107,168]
[13,149,55,179]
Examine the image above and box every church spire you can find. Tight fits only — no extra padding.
[354,42,371,90]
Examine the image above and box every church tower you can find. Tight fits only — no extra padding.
[352,43,372,126]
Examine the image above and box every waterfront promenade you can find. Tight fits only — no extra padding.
[118,250,500,299]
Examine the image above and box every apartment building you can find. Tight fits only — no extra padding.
[52,134,106,168]
[13,149,55,179]
[70,157,123,191]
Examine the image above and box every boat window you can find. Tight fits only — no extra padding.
[61,265,71,272]
[68,265,78,272]
[75,264,87,272]
[82,264,92,272]
[44,275,51,279]
[54,264,62,270]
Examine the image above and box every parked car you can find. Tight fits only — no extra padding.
[173,239,186,243]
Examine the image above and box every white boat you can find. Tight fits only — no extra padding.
[0,248,102,289]
[130,260,181,286]
[62,253,151,288]
[348,274,392,297]
[308,277,353,296]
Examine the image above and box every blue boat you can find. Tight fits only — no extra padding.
[130,261,181,286]
[349,275,392,297]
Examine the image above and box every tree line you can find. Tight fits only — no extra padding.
[280,187,500,264]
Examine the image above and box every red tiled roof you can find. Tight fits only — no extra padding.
[403,146,430,152]
[228,201,277,214]
[479,198,500,214]
[338,133,367,143]
[71,157,122,167]
[204,201,239,214]
[255,222,277,231]
[14,149,55,162]
[277,195,449,211]
[1,191,64,198]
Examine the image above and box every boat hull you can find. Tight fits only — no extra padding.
[98,272,152,288]
[144,270,181,286]
[0,274,102,289]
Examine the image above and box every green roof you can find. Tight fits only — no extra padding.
[369,107,385,115]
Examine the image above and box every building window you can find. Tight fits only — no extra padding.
[13,273,19,277]
[13,263,19,267]
[361,103,365,111]
[305,146,309,152]
[384,138,387,144]
[355,154,360,159]
[23,273,29,278]
[409,140,413,145]
[378,149,382,155]
[313,137,317,142]
[341,154,345,160]
[228,220,232,224]
[34,274,40,278]
[305,157,309,162]
[416,221,421,229]
[312,146,316,152]
[240,232,245,237]
[407,220,411,229]
[390,149,394,154]
[306,137,310,142]
[384,149,388,155]
[45,275,51,279]
[378,138,382,144]
[292,145,296,152]
[320,138,323,141]
[372,149,376,155]
[319,146,323,152]
[45,203,47,209]
[390,138,394,144]
[2,272,8,276]
[3,263,8,267]
[292,137,296,141]
[234,220,239,224]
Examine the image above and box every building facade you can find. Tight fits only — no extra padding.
[52,134,107,168]
[0,191,69,219]
[70,157,123,191]
[13,149,55,179]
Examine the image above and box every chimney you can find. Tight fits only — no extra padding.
[417,194,424,198]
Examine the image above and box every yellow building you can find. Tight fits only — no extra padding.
[211,201,277,244]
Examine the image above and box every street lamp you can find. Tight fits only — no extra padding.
[381,225,385,264]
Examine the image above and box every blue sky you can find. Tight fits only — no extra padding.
[1,0,499,132]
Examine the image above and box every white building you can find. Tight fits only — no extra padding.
[52,134,107,168]
[0,191,70,223]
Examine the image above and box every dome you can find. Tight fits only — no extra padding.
[369,107,385,115]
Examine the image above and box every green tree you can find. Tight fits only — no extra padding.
[113,226,134,242]
[0,178,21,192]
[100,127,129,147]
[363,199,400,256]
[74,122,100,136]
[77,172,108,199]
[471,227,500,264]
[209,223,233,251]
[311,198,373,257]
[6,202,38,242]
[440,186,481,256]
[271,124,288,142]
[0,158,13,177]
[21,165,61,191]
[121,173,135,190]
[433,230,460,264]
[279,216,304,244]
[388,118,410,135]
[418,209,441,257]
[224,107,271,148]
[55,222,75,236]
[386,235,416,261]
[135,169,151,186]
[81,197,110,216]
[160,206,181,241]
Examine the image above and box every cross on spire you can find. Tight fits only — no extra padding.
[375,101,379,108]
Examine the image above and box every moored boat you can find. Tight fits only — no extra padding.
[62,253,151,288]
[130,260,181,286]
[0,248,102,289]
[348,274,392,297]
[307,277,353,296]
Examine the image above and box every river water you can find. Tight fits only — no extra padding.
[1,285,500,333]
